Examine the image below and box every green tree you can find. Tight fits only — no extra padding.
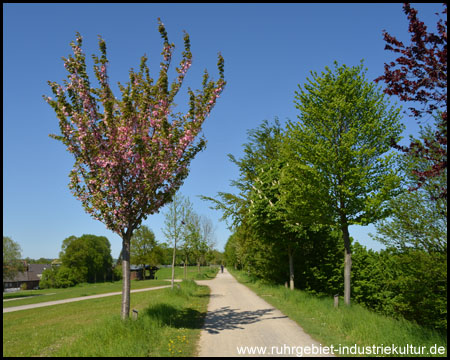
[39,267,57,289]
[147,244,165,267]
[162,193,190,288]
[289,60,404,305]
[23,257,54,264]
[40,265,79,289]
[224,231,247,270]
[155,242,177,265]
[183,212,214,273]
[207,249,224,265]
[371,120,447,252]
[130,225,157,280]
[181,208,201,276]
[245,120,302,290]
[60,234,113,284]
[199,215,216,267]
[204,119,325,289]
[3,236,25,281]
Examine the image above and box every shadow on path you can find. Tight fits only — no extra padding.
[203,306,288,334]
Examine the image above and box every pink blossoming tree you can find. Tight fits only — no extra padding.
[45,19,225,319]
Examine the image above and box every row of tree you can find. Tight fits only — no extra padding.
[205,3,447,330]
[37,203,221,289]
[162,193,219,288]
[205,60,405,305]
[217,116,446,331]
[5,219,222,290]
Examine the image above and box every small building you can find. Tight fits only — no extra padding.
[130,265,159,280]
[3,263,51,291]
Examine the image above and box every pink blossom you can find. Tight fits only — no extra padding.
[46,28,226,238]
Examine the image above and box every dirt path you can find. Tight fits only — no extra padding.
[196,268,332,357]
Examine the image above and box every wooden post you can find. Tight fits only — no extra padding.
[285,281,288,288]
[132,309,138,320]
[334,294,339,308]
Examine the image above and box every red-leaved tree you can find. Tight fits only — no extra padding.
[375,3,447,199]
[45,19,225,319]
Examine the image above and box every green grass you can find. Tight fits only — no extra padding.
[155,265,219,281]
[3,266,218,309]
[229,268,447,357]
[3,280,210,357]
[3,279,171,308]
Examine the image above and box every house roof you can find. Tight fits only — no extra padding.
[27,264,51,281]
[5,270,28,282]
[3,264,51,283]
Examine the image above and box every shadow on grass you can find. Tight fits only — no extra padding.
[3,293,39,300]
[191,271,219,280]
[144,303,205,329]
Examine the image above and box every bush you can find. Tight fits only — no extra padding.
[39,265,83,289]
[113,265,122,281]
[20,283,29,291]
[39,267,58,289]
[351,245,447,331]
[55,266,77,288]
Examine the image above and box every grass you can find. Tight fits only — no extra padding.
[3,279,171,308]
[3,280,210,357]
[155,265,219,281]
[229,268,447,357]
[3,266,218,309]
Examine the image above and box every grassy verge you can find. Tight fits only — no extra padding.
[228,268,447,357]
[3,280,209,357]
[155,265,219,281]
[3,279,170,308]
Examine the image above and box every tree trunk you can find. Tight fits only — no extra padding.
[288,246,294,290]
[341,218,352,306]
[142,264,145,280]
[184,258,187,279]
[198,261,200,273]
[171,240,177,289]
[121,232,132,320]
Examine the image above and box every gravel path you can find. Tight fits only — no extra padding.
[196,268,332,357]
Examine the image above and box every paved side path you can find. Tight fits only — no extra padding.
[196,268,331,357]
[3,285,171,313]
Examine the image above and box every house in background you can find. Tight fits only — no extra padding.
[3,263,51,291]
[130,265,159,280]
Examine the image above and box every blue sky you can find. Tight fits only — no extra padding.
[3,3,442,259]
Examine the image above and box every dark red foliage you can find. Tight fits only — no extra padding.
[375,3,447,199]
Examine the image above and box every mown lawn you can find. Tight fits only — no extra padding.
[3,280,210,357]
[3,279,170,308]
[3,266,218,309]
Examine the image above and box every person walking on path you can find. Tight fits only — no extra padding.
[220,264,224,273]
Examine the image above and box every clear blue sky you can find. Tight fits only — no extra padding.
[3,3,442,259]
